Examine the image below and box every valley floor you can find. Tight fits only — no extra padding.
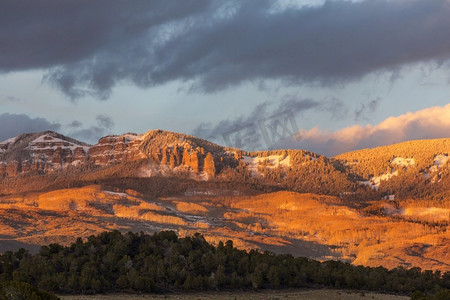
[59,289,409,300]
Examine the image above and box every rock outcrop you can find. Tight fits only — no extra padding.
[0,130,235,179]
[88,134,143,165]
[0,131,90,177]
[204,152,216,176]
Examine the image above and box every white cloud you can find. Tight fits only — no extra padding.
[284,104,450,156]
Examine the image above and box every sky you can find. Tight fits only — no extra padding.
[1,0,450,156]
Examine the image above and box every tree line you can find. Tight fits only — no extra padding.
[0,230,448,299]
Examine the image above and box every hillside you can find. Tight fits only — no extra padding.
[2,230,448,297]
[0,130,449,272]
[335,138,450,199]
[0,185,448,272]
[0,130,353,196]
[336,138,450,177]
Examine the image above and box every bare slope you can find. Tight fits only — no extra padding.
[0,186,448,271]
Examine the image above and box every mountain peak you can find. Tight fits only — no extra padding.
[0,131,90,165]
[0,131,90,147]
[140,129,227,154]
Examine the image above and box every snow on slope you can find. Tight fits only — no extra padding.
[359,171,399,190]
[0,137,17,154]
[392,157,415,167]
[0,137,17,145]
[434,155,449,168]
[243,155,290,175]
[361,154,449,189]
[428,154,449,174]
[28,134,90,153]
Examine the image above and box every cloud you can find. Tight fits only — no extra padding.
[95,114,114,129]
[0,95,21,104]
[0,0,212,99]
[191,97,342,150]
[0,113,61,141]
[0,113,114,144]
[69,114,114,143]
[280,104,450,156]
[354,98,382,121]
[3,1,450,99]
[67,120,82,128]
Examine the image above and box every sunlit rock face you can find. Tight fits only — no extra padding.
[88,133,144,165]
[0,130,230,178]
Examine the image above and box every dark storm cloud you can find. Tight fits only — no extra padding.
[69,114,114,143]
[0,0,212,99]
[0,113,61,141]
[3,0,450,99]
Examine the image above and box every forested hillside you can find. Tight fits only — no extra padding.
[336,138,450,178]
[0,231,449,299]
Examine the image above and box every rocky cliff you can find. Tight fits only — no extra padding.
[1,130,448,202]
[0,131,90,177]
[0,130,225,178]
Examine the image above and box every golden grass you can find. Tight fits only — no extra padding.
[0,186,448,271]
[224,191,450,271]
[175,201,208,214]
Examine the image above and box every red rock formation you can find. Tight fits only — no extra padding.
[6,161,20,177]
[21,160,31,173]
[161,147,169,165]
[204,153,216,176]
[189,151,200,173]
[182,149,190,166]
[0,130,234,179]
[169,153,176,169]
[173,147,181,166]
[88,134,144,165]
[0,163,5,177]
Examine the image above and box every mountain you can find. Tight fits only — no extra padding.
[2,130,448,199]
[0,130,449,272]
[0,131,89,177]
[336,138,450,178]
[0,130,235,179]
[336,139,450,199]
[0,130,351,195]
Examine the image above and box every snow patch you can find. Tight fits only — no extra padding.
[428,155,449,174]
[104,191,129,198]
[120,133,143,144]
[27,134,90,153]
[359,171,399,190]
[392,157,415,167]
[0,136,17,145]
[434,155,449,168]
[243,155,290,175]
